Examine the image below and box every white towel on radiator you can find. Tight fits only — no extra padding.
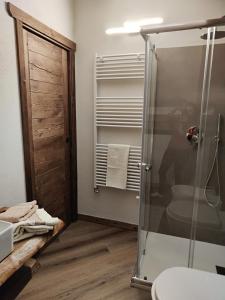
[106,144,130,189]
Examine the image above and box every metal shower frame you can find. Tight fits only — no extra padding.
[132,15,225,290]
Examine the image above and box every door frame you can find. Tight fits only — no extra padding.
[7,2,77,222]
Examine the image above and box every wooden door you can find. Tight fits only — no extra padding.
[8,3,76,223]
[20,29,73,222]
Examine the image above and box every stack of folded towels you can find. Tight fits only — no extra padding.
[0,201,59,242]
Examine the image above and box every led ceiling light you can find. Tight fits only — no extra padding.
[105,26,138,35]
[124,17,164,28]
[106,17,164,35]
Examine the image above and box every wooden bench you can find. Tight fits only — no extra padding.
[0,220,64,300]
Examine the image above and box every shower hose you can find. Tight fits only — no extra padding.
[204,122,221,208]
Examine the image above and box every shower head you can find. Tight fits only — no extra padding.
[201,30,225,40]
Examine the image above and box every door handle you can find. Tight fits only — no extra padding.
[145,164,152,172]
[137,162,152,172]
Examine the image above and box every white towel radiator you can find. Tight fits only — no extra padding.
[94,53,145,192]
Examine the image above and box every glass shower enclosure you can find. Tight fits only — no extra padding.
[132,20,225,288]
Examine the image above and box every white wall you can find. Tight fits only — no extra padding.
[1,0,225,221]
[0,0,76,206]
[74,0,225,224]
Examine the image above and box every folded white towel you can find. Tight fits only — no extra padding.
[106,144,130,189]
[0,201,37,223]
[13,208,59,242]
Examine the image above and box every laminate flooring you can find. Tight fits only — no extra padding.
[17,220,150,300]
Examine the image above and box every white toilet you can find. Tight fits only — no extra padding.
[151,267,225,300]
[167,184,224,241]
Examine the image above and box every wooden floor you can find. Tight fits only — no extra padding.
[17,220,150,300]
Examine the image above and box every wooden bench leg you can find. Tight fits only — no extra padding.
[0,259,40,300]
[24,258,41,275]
[0,266,32,300]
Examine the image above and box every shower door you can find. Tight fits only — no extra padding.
[133,26,223,286]
[137,37,157,278]
[190,27,225,274]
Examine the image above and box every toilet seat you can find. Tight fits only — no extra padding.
[167,200,221,229]
[171,185,194,201]
[151,267,225,300]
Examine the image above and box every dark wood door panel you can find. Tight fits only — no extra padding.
[28,51,62,76]
[32,108,64,120]
[31,93,64,119]
[38,193,66,219]
[30,80,63,95]
[36,166,67,219]
[27,32,62,60]
[10,3,77,223]
[32,105,64,119]
[36,166,66,195]
[34,149,65,174]
[29,64,63,85]
[33,135,64,152]
[22,28,72,222]
[34,159,65,177]
[33,146,65,172]
[31,93,64,107]
[32,117,64,139]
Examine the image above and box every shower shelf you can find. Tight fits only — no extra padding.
[95,144,141,192]
[94,52,144,192]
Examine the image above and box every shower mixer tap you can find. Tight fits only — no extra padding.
[186,126,200,145]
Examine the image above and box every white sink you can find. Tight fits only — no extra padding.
[0,221,13,262]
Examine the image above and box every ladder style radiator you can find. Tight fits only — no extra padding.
[96,53,145,80]
[94,53,144,192]
[95,144,141,192]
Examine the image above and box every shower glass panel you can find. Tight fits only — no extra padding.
[137,37,157,276]
[134,27,216,285]
[191,26,225,274]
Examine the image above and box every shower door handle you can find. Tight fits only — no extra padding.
[145,164,152,172]
[137,162,152,172]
